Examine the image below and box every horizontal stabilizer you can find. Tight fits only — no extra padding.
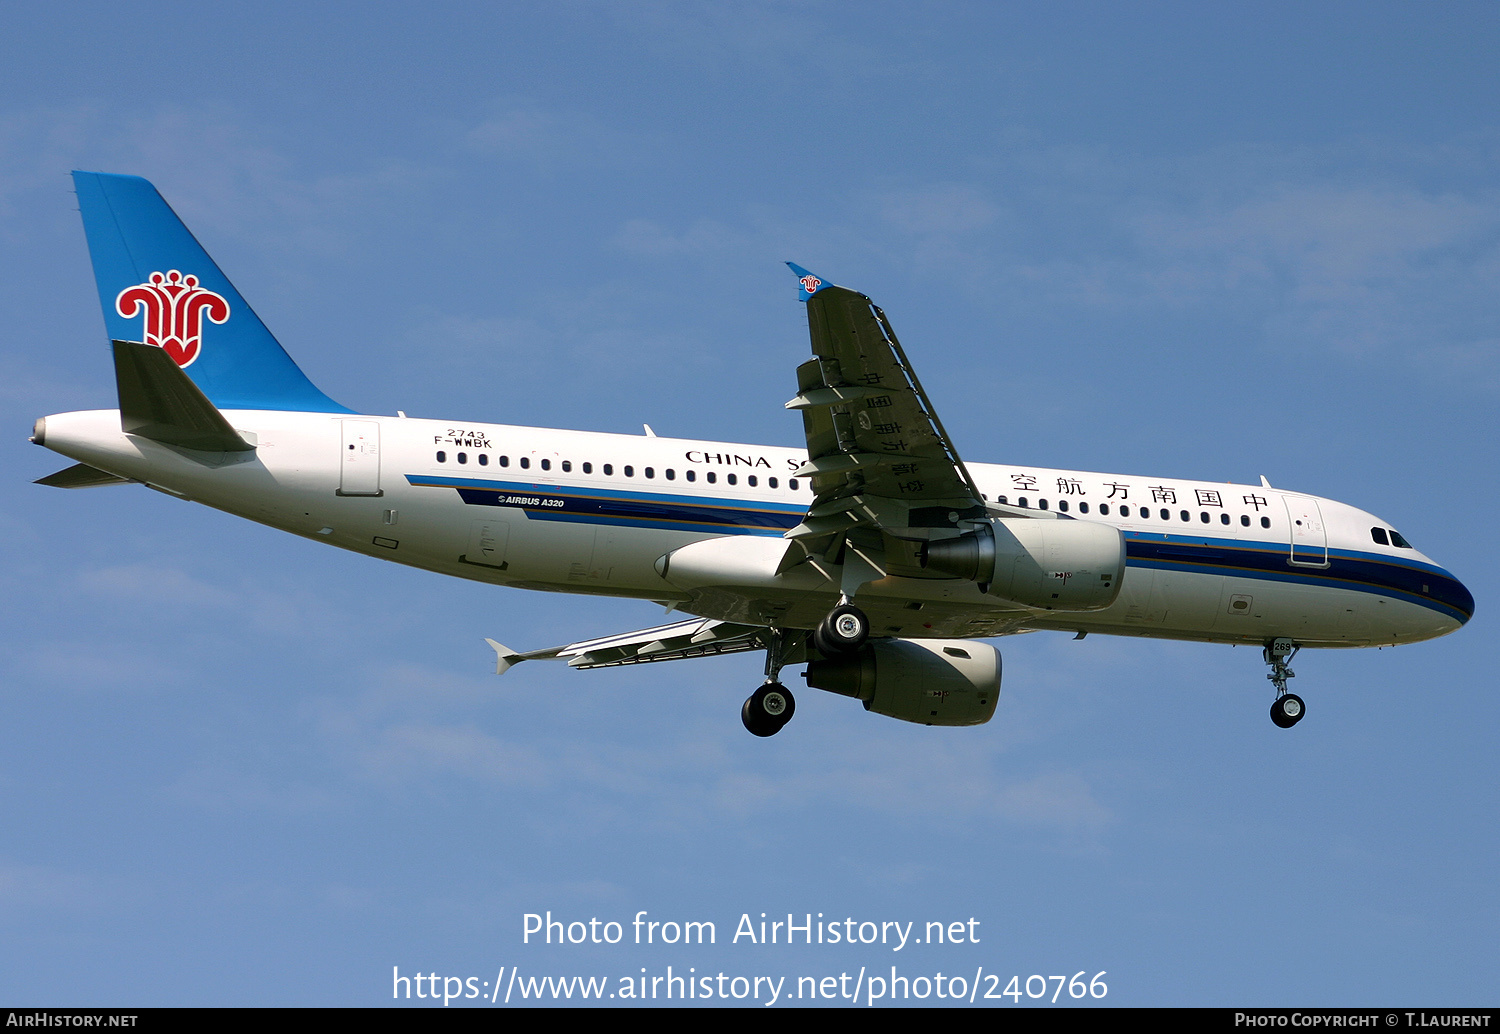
[34,462,131,489]
[113,340,255,453]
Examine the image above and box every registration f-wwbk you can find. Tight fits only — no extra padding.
[34,174,1473,736]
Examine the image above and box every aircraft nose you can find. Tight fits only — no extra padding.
[1450,571,1476,626]
[1424,565,1475,637]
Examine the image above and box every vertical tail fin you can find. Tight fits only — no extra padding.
[71,171,351,413]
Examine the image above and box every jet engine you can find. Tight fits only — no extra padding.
[923,518,1125,611]
[804,638,1001,726]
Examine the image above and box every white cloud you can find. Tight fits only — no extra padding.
[313,657,1113,834]
[610,217,744,256]
[464,101,648,173]
[77,564,238,609]
[877,184,1000,236]
[0,860,133,914]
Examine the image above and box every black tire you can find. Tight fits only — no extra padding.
[1270,693,1306,729]
[742,683,795,736]
[754,682,795,723]
[741,697,777,737]
[817,604,869,654]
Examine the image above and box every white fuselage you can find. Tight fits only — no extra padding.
[35,408,1472,650]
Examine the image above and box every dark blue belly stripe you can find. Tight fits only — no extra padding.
[406,474,801,536]
[407,473,1473,623]
[1125,534,1473,623]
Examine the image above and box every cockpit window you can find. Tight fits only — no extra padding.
[1370,527,1389,546]
[1389,529,1412,549]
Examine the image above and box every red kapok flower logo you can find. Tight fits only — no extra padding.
[116,270,230,368]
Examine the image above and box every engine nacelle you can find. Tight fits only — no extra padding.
[804,638,1001,727]
[923,518,1125,611]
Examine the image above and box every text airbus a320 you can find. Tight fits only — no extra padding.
[33,173,1473,736]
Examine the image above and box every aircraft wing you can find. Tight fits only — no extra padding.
[782,264,1029,574]
[486,618,768,675]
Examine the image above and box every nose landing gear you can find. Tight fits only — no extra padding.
[1264,638,1305,728]
[1270,692,1305,728]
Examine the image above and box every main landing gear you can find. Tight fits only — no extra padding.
[1264,638,1306,729]
[812,600,869,656]
[742,682,795,737]
[742,628,797,737]
[738,603,871,737]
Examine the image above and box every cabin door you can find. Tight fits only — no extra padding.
[1282,494,1328,567]
[339,420,382,496]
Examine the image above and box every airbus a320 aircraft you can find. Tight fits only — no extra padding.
[33,173,1473,736]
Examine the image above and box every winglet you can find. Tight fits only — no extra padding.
[485,638,523,676]
[786,262,830,302]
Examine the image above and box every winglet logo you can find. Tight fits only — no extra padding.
[116,270,230,368]
[799,275,822,295]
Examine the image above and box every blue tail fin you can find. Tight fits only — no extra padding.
[72,172,351,413]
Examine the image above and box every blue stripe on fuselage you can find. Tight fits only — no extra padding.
[1125,532,1473,624]
[407,474,1473,622]
[405,473,802,535]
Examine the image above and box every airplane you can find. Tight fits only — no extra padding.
[32,172,1473,737]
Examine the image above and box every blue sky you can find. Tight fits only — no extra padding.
[2,2,1496,1007]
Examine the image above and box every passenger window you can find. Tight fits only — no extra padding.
[436,451,446,463]
[603,464,613,475]
[540,459,550,471]
[1100,503,1110,516]
[1119,505,1129,517]
[1038,499,1048,510]
[457,452,467,464]
[768,477,778,488]
[1220,513,1229,525]
[520,457,530,469]
[997,495,1007,505]
[789,479,799,491]
[1260,516,1271,529]
[624,465,634,477]
[1200,512,1209,523]
[1371,527,1389,546]
[706,472,716,484]
[562,460,571,472]
[665,469,675,480]
[1161,508,1171,520]
[1179,510,1189,522]
[748,475,757,487]
[1240,514,1250,526]
[1018,497,1028,508]
[1058,499,1069,512]
[644,467,654,478]
[500,455,509,467]
[727,473,737,485]
[582,462,592,474]
[478,454,488,466]
[1079,501,1090,514]
[686,470,696,482]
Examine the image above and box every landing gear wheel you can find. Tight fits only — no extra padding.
[1270,693,1306,729]
[741,682,795,737]
[814,604,869,655]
